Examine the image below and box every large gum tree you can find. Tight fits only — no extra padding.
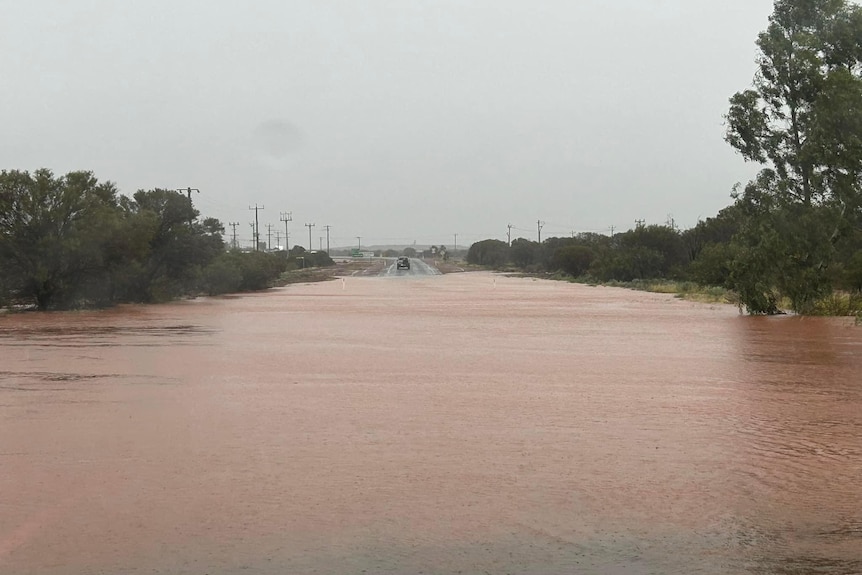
[725,0,862,313]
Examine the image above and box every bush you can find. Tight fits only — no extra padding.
[201,255,243,295]
[549,245,595,277]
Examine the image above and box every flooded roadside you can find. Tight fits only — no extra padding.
[1,272,860,574]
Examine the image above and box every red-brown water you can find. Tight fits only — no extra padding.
[1,272,860,574]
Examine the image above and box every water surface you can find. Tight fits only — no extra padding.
[1,273,860,574]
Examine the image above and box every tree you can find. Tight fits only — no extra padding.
[510,238,541,268]
[724,0,862,313]
[118,189,209,302]
[466,239,508,267]
[549,245,595,277]
[0,169,122,309]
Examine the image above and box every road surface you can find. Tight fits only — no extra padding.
[379,257,441,277]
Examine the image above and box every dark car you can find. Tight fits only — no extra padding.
[396,256,410,270]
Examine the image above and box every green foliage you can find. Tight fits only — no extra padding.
[0,169,122,309]
[548,245,595,277]
[592,246,665,282]
[510,238,540,268]
[302,250,334,268]
[201,254,243,295]
[466,239,509,267]
[226,251,288,291]
[724,0,862,313]
[843,250,862,292]
[689,242,735,287]
[0,169,245,310]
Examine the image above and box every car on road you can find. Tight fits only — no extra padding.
[396,256,410,270]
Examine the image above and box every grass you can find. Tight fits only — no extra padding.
[808,292,862,317]
[583,278,735,305]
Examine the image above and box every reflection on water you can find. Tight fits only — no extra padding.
[1,278,860,574]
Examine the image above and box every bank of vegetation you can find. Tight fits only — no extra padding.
[470,0,862,317]
[0,169,333,311]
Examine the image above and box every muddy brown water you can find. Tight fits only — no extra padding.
[1,272,860,575]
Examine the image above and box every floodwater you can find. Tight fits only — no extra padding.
[1,272,860,575]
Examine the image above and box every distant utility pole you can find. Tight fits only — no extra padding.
[324,225,331,253]
[280,212,292,251]
[306,223,315,250]
[249,222,256,249]
[454,234,458,252]
[610,225,615,238]
[319,237,323,251]
[356,236,361,251]
[228,222,239,249]
[249,204,264,251]
[176,187,200,226]
[537,220,545,244]
[666,214,676,231]
[507,224,513,247]
[275,230,282,249]
[635,219,645,229]
[266,224,274,251]
[176,187,200,201]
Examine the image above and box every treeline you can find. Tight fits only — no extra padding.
[0,169,332,310]
[472,0,862,315]
[468,203,862,314]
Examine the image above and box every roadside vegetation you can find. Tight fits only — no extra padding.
[470,0,862,317]
[0,169,334,310]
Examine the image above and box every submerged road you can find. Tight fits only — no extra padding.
[378,257,442,277]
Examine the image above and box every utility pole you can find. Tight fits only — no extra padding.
[275,230,282,249]
[249,222,256,249]
[356,236,361,251]
[176,187,200,226]
[228,222,239,249]
[249,204,264,251]
[610,225,615,238]
[454,234,458,252]
[306,223,315,250]
[280,212,292,251]
[324,225,331,253]
[176,187,200,201]
[319,237,323,251]
[266,224,274,251]
[635,219,645,229]
[537,220,545,244]
[507,224,513,247]
[666,214,676,231]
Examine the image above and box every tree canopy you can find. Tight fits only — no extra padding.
[725,0,862,313]
[0,169,308,310]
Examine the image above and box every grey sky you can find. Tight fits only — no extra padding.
[2,0,773,248]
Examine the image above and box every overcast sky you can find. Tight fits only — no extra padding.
[2,0,774,248]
